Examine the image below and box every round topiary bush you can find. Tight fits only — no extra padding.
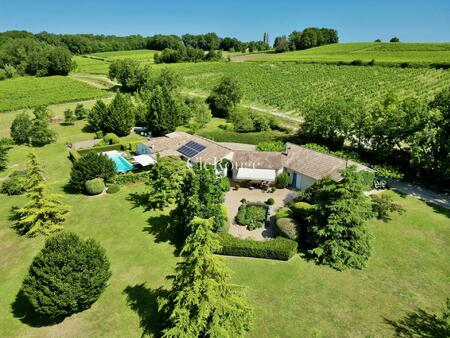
[85,178,105,195]
[276,218,299,241]
[107,184,120,194]
[291,201,312,221]
[21,232,111,319]
[266,197,275,205]
[275,207,293,220]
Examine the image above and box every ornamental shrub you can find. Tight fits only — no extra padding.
[218,176,231,192]
[217,233,298,260]
[103,133,120,145]
[291,201,312,222]
[69,152,115,191]
[266,197,275,205]
[106,184,120,194]
[275,207,292,220]
[1,170,29,195]
[276,218,299,241]
[85,178,105,195]
[275,172,289,188]
[236,202,267,230]
[21,232,111,319]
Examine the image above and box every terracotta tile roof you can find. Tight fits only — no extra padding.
[283,143,369,180]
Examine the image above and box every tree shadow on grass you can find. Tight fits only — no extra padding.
[127,192,150,210]
[11,289,65,327]
[384,308,449,338]
[123,283,168,337]
[144,213,183,255]
[425,201,450,219]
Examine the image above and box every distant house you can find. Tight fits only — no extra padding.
[143,132,371,190]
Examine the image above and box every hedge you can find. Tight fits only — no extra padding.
[69,149,81,162]
[216,233,298,261]
[77,144,124,155]
[112,171,152,185]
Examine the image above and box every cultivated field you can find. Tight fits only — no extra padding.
[156,62,450,114]
[0,76,109,112]
[0,117,449,337]
[89,49,157,61]
[253,42,450,65]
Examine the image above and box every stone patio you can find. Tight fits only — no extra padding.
[224,188,297,240]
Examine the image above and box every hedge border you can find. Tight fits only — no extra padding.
[216,233,298,261]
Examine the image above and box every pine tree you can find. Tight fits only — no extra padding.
[160,217,252,337]
[103,93,135,136]
[12,153,69,237]
[307,166,373,270]
[146,85,184,136]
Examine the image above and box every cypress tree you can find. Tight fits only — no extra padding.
[160,217,252,337]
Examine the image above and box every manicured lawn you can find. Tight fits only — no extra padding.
[0,76,109,112]
[0,119,449,337]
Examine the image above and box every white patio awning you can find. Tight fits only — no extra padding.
[236,168,276,181]
[133,155,157,167]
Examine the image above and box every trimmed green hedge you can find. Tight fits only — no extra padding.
[78,144,124,155]
[112,171,152,185]
[216,233,298,261]
[69,149,81,162]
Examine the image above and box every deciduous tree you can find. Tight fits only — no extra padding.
[206,76,242,118]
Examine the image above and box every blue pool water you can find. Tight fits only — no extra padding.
[109,154,134,172]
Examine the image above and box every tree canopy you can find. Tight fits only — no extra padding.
[12,153,69,237]
[21,231,111,319]
[304,166,373,270]
[206,76,242,118]
[159,217,252,337]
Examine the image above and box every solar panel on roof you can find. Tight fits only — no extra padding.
[177,141,206,158]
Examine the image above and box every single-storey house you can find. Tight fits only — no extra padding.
[143,132,371,190]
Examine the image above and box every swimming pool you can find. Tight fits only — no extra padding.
[105,151,134,172]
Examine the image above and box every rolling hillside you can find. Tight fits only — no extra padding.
[248,42,450,65]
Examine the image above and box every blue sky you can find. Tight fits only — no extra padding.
[1,0,449,42]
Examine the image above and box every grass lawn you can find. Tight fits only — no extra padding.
[89,49,157,61]
[0,119,449,337]
[0,76,109,112]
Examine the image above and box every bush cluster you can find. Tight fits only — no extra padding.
[69,152,116,191]
[217,233,298,261]
[0,170,29,195]
[275,207,293,220]
[235,202,267,230]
